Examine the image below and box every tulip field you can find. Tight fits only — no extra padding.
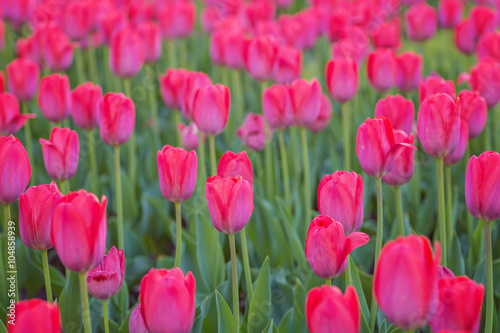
[2,0,500,332]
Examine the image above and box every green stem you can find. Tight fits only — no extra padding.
[22,103,34,186]
[178,38,188,69]
[395,186,405,236]
[87,43,98,84]
[198,132,207,184]
[41,250,53,303]
[484,220,494,333]
[264,126,274,201]
[345,257,352,286]
[103,300,110,333]
[278,131,291,208]
[229,234,239,333]
[301,128,311,222]
[325,278,331,286]
[167,40,177,69]
[437,158,447,266]
[240,228,253,302]
[87,130,99,194]
[341,102,351,170]
[445,165,453,248]
[146,64,159,134]
[174,202,182,267]
[123,78,137,189]
[173,110,182,146]
[255,152,264,184]
[59,180,69,195]
[115,146,124,250]
[484,110,492,151]
[231,69,244,125]
[208,136,217,175]
[78,272,91,333]
[74,47,86,83]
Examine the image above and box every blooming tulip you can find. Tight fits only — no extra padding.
[477,32,500,62]
[157,2,196,39]
[87,246,124,300]
[262,84,292,130]
[129,304,148,333]
[177,123,201,150]
[7,299,61,333]
[205,175,254,234]
[137,21,161,64]
[307,95,332,133]
[374,235,440,330]
[110,28,145,78]
[7,58,39,102]
[438,0,463,29]
[180,71,212,121]
[325,58,358,103]
[0,135,31,205]
[71,82,102,131]
[0,92,35,135]
[405,3,437,42]
[157,145,197,203]
[39,127,79,181]
[98,93,135,147]
[237,113,272,151]
[470,59,500,108]
[43,28,74,72]
[382,131,415,186]
[38,74,71,123]
[396,51,423,92]
[159,68,189,110]
[140,268,196,333]
[470,5,497,37]
[367,49,398,92]
[454,19,477,55]
[217,151,253,186]
[59,0,96,41]
[273,45,302,84]
[458,90,487,139]
[375,95,414,135]
[289,78,321,127]
[244,35,279,81]
[419,76,456,103]
[192,84,230,136]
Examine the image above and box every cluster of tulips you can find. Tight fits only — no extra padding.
[1,0,500,332]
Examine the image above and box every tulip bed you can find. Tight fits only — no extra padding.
[1,0,500,332]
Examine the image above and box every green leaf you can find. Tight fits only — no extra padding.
[215,290,233,333]
[278,308,294,333]
[448,232,465,276]
[59,272,82,333]
[261,319,275,333]
[0,317,6,333]
[196,214,225,291]
[118,303,136,333]
[247,257,271,333]
[292,279,307,333]
[110,281,129,322]
[348,257,370,321]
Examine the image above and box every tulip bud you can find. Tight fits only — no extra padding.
[375,95,415,135]
[157,145,197,203]
[477,32,500,62]
[371,18,401,50]
[209,29,226,66]
[470,5,497,37]
[59,0,96,41]
[396,51,423,92]
[38,74,71,123]
[458,90,487,139]
[16,36,40,66]
[140,268,196,332]
[438,0,464,29]
[326,11,350,42]
[71,82,103,131]
[205,175,254,234]
[158,2,196,39]
[192,84,230,136]
[331,27,370,67]
[137,21,161,64]
[367,49,398,92]
[470,59,500,108]
[273,45,302,84]
[262,84,292,130]
[7,299,61,332]
[374,235,440,330]
[0,135,31,205]
[382,130,415,187]
[97,9,127,46]
[87,246,125,300]
[307,94,332,133]
[325,57,358,103]
[405,3,437,42]
[454,19,477,55]
[289,78,322,127]
[306,285,360,333]
[0,71,5,93]
[7,58,39,102]
[110,27,145,78]
[180,71,212,121]
[217,151,253,186]
[159,68,189,111]
[244,35,279,82]
[177,123,201,150]
[419,76,456,103]
[129,304,148,333]
[0,92,35,135]
[443,119,468,166]
[98,93,135,147]
[223,30,247,70]
[39,127,79,181]
[129,2,154,27]
[317,171,363,234]
[237,113,272,151]
[243,1,276,28]
[200,7,221,33]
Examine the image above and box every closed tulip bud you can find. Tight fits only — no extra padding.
[205,175,254,234]
[430,277,484,333]
[38,74,71,123]
[305,215,369,279]
[374,235,440,330]
[137,21,161,64]
[178,123,201,150]
[317,171,363,234]
[157,145,197,203]
[7,299,61,333]
[224,30,247,70]
[382,130,415,186]
[129,2,154,27]
[375,95,415,135]
[159,68,189,110]
[289,78,321,127]
[98,93,135,147]
[87,246,125,300]
[209,30,227,66]
[40,127,79,181]
[331,27,370,67]
[7,58,39,102]
[417,93,461,158]
[306,285,360,333]
[217,151,253,185]
[438,0,463,29]
[59,0,95,41]
[0,135,31,205]
[158,2,196,39]
[465,151,500,222]
[458,90,487,139]
[396,51,423,92]
[273,45,302,84]
[367,49,398,92]
[405,3,437,42]
[237,113,272,151]
[470,59,500,108]
[180,71,212,121]
[129,304,148,333]
[97,9,127,46]
[477,32,500,62]
[325,57,358,103]
[327,11,350,42]
[470,5,497,37]
[43,29,74,72]
[110,28,145,78]
[244,35,279,82]
[454,19,477,55]
[443,119,468,166]
[71,82,102,131]
[0,92,35,135]
[19,182,62,250]
[193,84,230,136]
[307,94,332,133]
[419,76,456,103]
[356,117,416,178]
[371,18,401,50]
[200,7,221,33]
[16,36,40,66]
[263,83,292,130]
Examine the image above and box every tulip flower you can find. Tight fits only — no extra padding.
[7,299,61,332]
[0,135,31,206]
[430,277,484,333]
[178,123,201,150]
[97,9,127,46]
[223,30,247,70]
[110,27,145,79]
[438,0,463,29]
[38,74,71,124]
[244,35,279,82]
[444,120,468,166]
[262,84,292,130]
[0,92,35,135]
[326,11,350,42]
[374,235,440,330]
[289,78,321,127]
[396,51,423,92]
[405,3,437,42]
[470,59,500,108]
[375,95,415,135]
[367,49,398,92]
[7,58,39,103]
[87,246,124,300]
[307,94,332,133]
[98,93,135,147]
[137,21,162,64]
[237,113,272,151]
[59,0,96,41]
[157,2,196,39]
[382,130,415,187]
[458,90,487,139]
[159,68,189,111]
[192,84,230,137]
[180,71,212,121]
[39,127,79,182]
[129,304,148,333]
[470,5,496,37]
[370,18,401,50]
[306,285,360,333]
[325,57,358,104]
[43,28,74,72]
[217,151,253,186]
[0,71,5,93]
[331,27,370,67]
[16,36,40,66]
[477,32,500,62]
[71,82,102,131]
[273,45,302,84]
[454,19,477,55]
[419,76,456,103]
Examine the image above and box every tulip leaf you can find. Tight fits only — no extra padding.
[247,257,271,333]
[215,290,233,333]
[0,318,5,333]
[59,271,82,333]
[261,319,277,333]
[278,308,294,333]
[118,303,136,333]
[292,278,307,333]
[348,256,370,320]
[448,232,465,276]
[110,281,129,322]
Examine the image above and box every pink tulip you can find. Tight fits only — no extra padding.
[326,11,350,42]
[159,68,189,110]
[307,94,332,133]
[458,72,471,85]
[97,9,127,46]
[137,21,161,64]
[0,92,35,135]
[7,299,61,333]
[129,304,148,333]
[375,95,415,135]
[51,190,107,273]
[477,31,500,62]
[374,235,440,330]
[0,20,4,50]
[273,45,302,84]
[396,51,423,92]
[16,36,40,66]
[7,58,39,102]
[458,90,487,139]
[223,30,247,70]
[177,123,201,150]
[43,29,73,72]
[209,29,227,66]
[237,113,272,151]
[405,3,437,42]
[192,84,230,136]
[454,19,477,55]
[370,18,401,50]
[289,78,322,127]
[443,120,469,166]
[3,0,34,29]
[325,57,358,104]
[470,59,500,108]
[87,246,124,300]
[438,0,463,29]
[244,35,279,82]
[39,127,79,182]
[157,145,197,203]
[205,175,254,234]
[157,2,196,39]
[71,82,102,131]
[129,2,154,27]
[243,0,276,28]
[470,5,497,37]
[110,27,145,78]
[181,71,212,121]
[38,74,71,123]
[200,7,221,33]
[0,135,31,205]
[98,93,135,147]
[0,71,4,93]
[367,49,398,92]
[419,76,456,103]
[217,151,253,185]
[59,0,96,41]
[382,130,415,187]
[331,27,370,67]
[262,83,292,130]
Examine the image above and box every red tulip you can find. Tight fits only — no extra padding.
[396,51,423,92]
[273,45,302,84]
[237,113,272,151]
[177,122,201,150]
[454,19,477,55]
[97,9,127,46]
[262,83,292,130]
[307,94,332,133]
[243,0,276,28]
[331,27,370,67]
[157,145,197,203]
[38,74,71,123]
[16,36,40,66]
[367,48,398,92]
[129,2,154,27]
[98,93,135,147]
[137,21,161,64]
[289,78,322,127]
[443,119,468,166]
[0,71,5,93]
[325,57,358,104]
[438,0,463,29]
[371,18,401,50]
[223,30,247,70]
[244,35,279,82]
[19,182,62,251]
[7,299,61,333]
[470,59,500,108]
[458,90,487,139]
[39,127,79,181]
[51,190,107,273]
[419,76,456,103]
[209,29,227,66]
[43,29,74,72]
[59,0,96,41]
[430,277,484,333]
[317,171,363,234]
[180,71,212,121]
[0,135,31,205]
[326,11,350,42]
[306,285,360,333]
[382,130,415,187]
[159,68,189,110]
[405,3,437,42]
[87,246,124,301]
[140,268,196,333]
[477,31,500,62]
[157,2,196,39]
[375,94,415,135]
[7,58,39,102]
[0,92,35,135]
[110,27,145,78]
[292,12,318,50]
[470,5,497,37]
[205,175,254,234]
[71,82,103,131]
[129,304,148,333]
[465,151,500,222]
[0,20,4,50]
[217,151,253,186]
[374,235,440,330]
[192,84,230,136]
